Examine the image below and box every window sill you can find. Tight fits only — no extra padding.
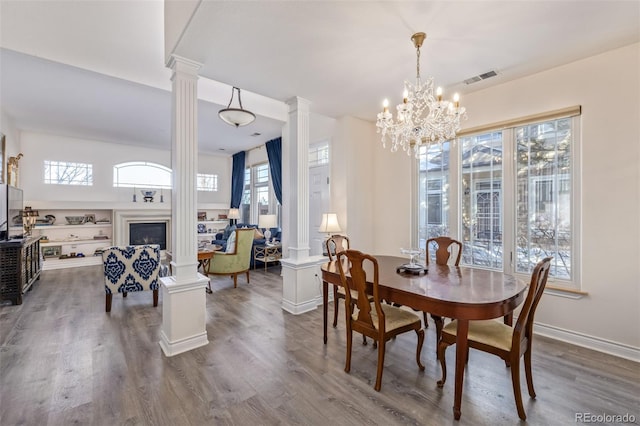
[544,284,588,299]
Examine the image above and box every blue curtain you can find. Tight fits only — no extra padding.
[230,151,246,208]
[265,137,282,205]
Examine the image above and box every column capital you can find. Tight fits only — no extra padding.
[286,96,312,112]
[167,54,202,76]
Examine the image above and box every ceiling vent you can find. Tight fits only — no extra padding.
[464,70,498,85]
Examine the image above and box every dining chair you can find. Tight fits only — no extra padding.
[327,235,372,345]
[337,249,425,391]
[436,256,552,420]
[423,236,463,334]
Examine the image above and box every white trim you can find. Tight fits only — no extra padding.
[534,322,639,362]
[159,330,209,357]
[281,298,317,315]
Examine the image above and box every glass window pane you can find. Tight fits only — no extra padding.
[113,162,171,189]
[460,132,503,269]
[418,142,450,252]
[44,161,93,186]
[197,173,218,192]
[515,118,572,279]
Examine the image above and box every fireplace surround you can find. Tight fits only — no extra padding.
[113,210,171,251]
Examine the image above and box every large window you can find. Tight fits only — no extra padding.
[44,160,93,186]
[241,162,278,224]
[416,110,579,287]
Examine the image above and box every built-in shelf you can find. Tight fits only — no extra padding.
[35,223,111,230]
[41,239,112,247]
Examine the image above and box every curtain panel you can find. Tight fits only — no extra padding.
[265,137,282,205]
[230,151,246,208]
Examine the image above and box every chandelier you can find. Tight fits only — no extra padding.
[376,32,467,157]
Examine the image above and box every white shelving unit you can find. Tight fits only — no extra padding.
[31,210,113,270]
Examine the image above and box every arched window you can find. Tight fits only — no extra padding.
[113,162,172,189]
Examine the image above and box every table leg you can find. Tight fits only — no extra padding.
[323,280,328,344]
[453,319,469,420]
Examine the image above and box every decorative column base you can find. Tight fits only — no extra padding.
[280,255,326,315]
[159,274,209,357]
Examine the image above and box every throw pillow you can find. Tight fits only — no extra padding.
[225,230,237,253]
[223,224,236,240]
[254,228,264,240]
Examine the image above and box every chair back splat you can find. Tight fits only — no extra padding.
[426,236,462,266]
[326,234,350,260]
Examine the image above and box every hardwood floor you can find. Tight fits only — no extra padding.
[1,265,638,425]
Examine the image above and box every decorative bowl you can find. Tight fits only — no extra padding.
[65,216,86,225]
[141,190,156,198]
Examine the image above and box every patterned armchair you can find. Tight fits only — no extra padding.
[102,244,161,312]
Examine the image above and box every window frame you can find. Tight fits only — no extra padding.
[415,108,581,290]
[43,160,93,186]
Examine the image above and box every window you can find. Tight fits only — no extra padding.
[460,132,503,269]
[240,162,279,224]
[197,173,218,192]
[309,143,329,167]
[113,162,171,189]
[416,109,580,287]
[418,142,450,249]
[44,161,93,185]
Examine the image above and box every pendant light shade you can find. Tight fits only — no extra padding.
[218,86,256,127]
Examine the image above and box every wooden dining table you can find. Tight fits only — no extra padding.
[321,255,528,420]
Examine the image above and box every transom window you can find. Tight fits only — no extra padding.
[197,173,218,192]
[113,162,171,189]
[44,160,93,186]
[309,143,329,167]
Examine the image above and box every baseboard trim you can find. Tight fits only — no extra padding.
[159,330,209,357]
[534,322,640,362]
[281,298,317,315]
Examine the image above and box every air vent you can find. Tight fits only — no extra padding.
[464,70,499,85]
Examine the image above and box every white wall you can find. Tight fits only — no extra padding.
[18,131,231,207]
[371,43,640,352]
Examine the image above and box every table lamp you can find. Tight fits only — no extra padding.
[228,208,240,225]
[319,213,341,255]
[258,214,277,242]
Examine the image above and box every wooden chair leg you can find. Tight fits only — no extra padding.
[524,348,536,398]
[153,289,158,307]
[510,356,527,420]
[332,286,339,327]
[246,271,250,283]
[105,293,112,312]
[415,328,425,370]
[374,339,386,391]
[233,274,238,288]
[422,311,429,328]
[123,291,127,298]
[437,341,448,387]
[345,325,353,374]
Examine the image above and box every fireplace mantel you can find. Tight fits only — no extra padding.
[113,209,171,249]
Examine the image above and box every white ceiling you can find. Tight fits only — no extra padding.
[1,1,639,155]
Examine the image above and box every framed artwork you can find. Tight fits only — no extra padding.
[0,133,5,184]
[43,245,62,258]
[84,214,96,224]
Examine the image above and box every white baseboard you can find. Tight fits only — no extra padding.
[534,322,640,363]
[159,330,209,357]
[281,298,317,315]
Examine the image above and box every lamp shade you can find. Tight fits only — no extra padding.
[318,213,341,234]
[258,214,277,229]
[228,208,240,219]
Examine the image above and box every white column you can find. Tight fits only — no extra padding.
[159,55,209,357]
[281,97,326,314]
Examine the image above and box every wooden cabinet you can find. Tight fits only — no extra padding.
[0,237,42,305]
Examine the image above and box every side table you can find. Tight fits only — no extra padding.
[253,243,282,271]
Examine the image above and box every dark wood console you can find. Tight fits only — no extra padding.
[0,237,42,305]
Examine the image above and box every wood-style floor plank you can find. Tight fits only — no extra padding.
[1,264,638,426]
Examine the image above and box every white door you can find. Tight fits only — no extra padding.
[309,143,331,256]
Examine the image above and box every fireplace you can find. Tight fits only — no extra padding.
[129,222,167,250]
[113,210,171,252]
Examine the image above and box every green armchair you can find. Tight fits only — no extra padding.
[206,228,254,289]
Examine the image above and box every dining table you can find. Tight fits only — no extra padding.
[321,255,528,420]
